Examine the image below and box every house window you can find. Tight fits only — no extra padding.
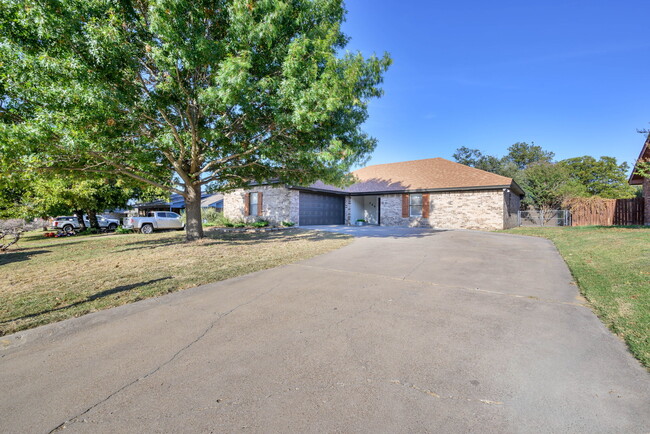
[249,192,258,216]
[409,193,423,217]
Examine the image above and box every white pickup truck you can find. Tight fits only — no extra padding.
[122,211,184,234]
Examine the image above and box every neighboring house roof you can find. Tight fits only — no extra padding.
[302,158,523,195]
[629,135,650,185]
[135,193,221,209]
[201,193,224,208]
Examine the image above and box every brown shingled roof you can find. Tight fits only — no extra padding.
[302,158,521,194]
[345,157,517,193]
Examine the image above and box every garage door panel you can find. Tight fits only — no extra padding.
[299,192,345,225]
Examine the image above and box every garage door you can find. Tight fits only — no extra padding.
[299,192,345,225]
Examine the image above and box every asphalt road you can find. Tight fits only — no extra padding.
[1,229,648,433]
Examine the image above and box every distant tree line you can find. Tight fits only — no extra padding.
[452,142,637,211]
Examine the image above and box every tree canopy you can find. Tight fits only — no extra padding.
[452,142,636,203]
[559,156,636,198]
[0,0,391,240]
[452,142,552,179]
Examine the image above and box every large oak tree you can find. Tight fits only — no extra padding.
[0,0,391,240]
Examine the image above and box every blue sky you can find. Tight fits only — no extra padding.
[341,0,650,171]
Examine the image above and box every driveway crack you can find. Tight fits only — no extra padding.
[49,283,282,433]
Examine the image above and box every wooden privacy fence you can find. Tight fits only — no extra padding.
[567,197,644,226]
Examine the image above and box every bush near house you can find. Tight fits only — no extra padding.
[504,226,650,368]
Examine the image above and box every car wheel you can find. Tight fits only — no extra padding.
[140,224,154,234]
[108,223,118,231]
[63,224,74,233]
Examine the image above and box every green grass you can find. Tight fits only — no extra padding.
[503,226,650,368]
[0,229,352,336]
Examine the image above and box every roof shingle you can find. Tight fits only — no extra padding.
[307,158,517,194]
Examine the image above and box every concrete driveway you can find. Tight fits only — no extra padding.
[1,229,648,433]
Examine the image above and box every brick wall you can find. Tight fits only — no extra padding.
[223,185,299,225]
[643,178,650,226]
[378,190,507,230]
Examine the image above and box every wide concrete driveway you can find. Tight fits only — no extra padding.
[1,229,649,433]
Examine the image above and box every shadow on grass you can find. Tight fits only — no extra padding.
[0,250,51,266]
[0,277,172,325]
[573,225,649,230]
[112,229,351,253]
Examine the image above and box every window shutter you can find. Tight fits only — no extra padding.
[257,192,263,216]
[402,194,409,218]
[244,192,250,216]
[422,194,430,218]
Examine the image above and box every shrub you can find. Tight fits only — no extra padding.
[251,220,269,228]
[115,226,134,234]
[77,228,100,236]
[232,222,246,228]
[202,207,225,226]
[281,221,295,227]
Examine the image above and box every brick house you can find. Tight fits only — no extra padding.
[224,158,524,231]
[629,135,650,225]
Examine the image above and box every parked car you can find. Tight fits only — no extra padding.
[50,215,120,232]
[122,211,184,234]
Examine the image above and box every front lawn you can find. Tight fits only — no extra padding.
[504,226,650,368]
[0,229,351,335]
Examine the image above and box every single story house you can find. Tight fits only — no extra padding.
[224,158,523,231]
[629,135,649,225]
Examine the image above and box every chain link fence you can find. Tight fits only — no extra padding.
[517,210,571,227]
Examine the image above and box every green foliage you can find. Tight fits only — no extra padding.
[0,165,157,220]
[0,0,391,240]
[281,221,295,227]
[251,220,269,228]
[518,162,586,210]
[635,161,650,178]
[76,228,100,236]
[559,156,636,198]
[115,226,134,234]
[503,142,555,171]
[232,222,246,228]
[452,142,552,178]
[453,143,635,202]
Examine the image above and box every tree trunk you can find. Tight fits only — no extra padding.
[74,210,87,231]
[184,183,204,241]
[87,209,100,231]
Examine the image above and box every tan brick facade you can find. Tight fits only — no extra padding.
[224,185,299,225]
[226,186,520,230]
[355,189,513,230]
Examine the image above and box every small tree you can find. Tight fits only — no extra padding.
[519,162,586,222]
